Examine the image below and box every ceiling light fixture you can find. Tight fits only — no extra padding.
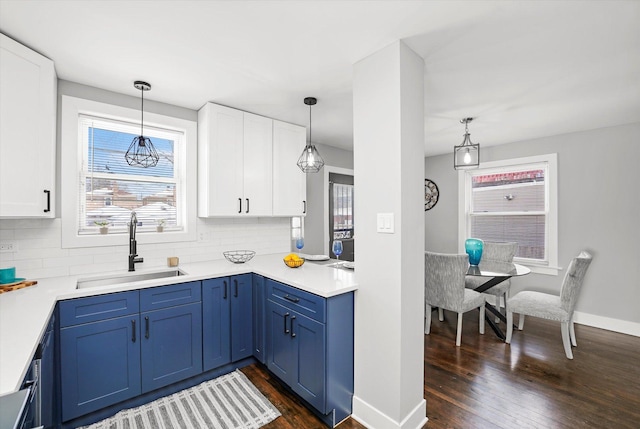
[297,97,325,173]
[454,117,480,170]
[125,81,159,168]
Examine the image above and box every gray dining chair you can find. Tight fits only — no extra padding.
[506,251,593,359]
[425,251,486,346]
[465,241,518,320]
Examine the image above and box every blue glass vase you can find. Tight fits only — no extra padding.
[465,238,484,266]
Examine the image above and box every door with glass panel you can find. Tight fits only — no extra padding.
[328,173,354,262]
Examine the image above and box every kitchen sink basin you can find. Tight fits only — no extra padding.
[77,269,186,289]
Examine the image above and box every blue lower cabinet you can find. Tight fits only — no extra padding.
[57,276,353,427]
[59,283,203,423]
[202,278,231,371]
[266,279,354,427]
[231,274,253,362]
[266,300,326,412]
[202,274,254,372]
[141,302,202,392]
[60,315,142,421]
[252,274,266,363]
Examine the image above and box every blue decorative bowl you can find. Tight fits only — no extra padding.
[465,238,484,266]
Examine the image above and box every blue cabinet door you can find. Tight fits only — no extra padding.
[291,310,326,412]
[202,277,231,371]
[231,274,253,362]
[60,315,141,421]
[266,300,295,382]
[267,298,327,413]
[252,274,266,363]
[141,302,202,393]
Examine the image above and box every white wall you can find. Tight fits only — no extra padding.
[425,123,640,336]
[0,80,291,280]
[352,40,426,429]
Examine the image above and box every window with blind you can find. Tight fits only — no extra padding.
[60,95,197,249]
[78,115,183,234]
[460,154,558,273]
[332,183,354,239]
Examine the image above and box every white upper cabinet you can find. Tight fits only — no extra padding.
[272,120,307,216]
[198,103,272,217]
[241,112,273,216]
[0,34,57,218]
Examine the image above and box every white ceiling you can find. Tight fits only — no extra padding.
[1,1,639,156]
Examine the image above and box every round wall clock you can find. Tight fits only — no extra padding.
[424,179,439,211]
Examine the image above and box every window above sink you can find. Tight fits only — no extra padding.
[60,95,197,249]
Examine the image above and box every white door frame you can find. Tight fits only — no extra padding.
[323,165,355,255]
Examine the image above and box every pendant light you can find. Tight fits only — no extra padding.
[454,117,480,169]
[125,81,159,168]
[297,97,325,173]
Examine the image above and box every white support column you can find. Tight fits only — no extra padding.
[351,41,426,429]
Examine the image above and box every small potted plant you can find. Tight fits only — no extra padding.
[156,219,166,233]
[94,220,110,234]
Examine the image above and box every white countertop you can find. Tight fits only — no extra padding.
[0,253,357,396]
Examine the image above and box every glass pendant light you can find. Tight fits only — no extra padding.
[125,81,159,168]
[454,117,480,170]
[297,97,325,173]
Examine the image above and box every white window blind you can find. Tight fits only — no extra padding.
[332,183,354,239]
[469,166,548,262]
[79,114,183,234]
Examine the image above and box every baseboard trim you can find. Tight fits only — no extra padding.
[573,311,640,337]
[351,395,427,429]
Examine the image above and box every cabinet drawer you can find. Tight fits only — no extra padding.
[266,279,325,323]
[59,291,139,328]
[140,281,201,311]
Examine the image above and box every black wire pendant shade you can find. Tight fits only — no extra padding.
[297,97,325,173]
[125,81,159,168]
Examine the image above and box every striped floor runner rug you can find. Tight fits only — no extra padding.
[80,369,281,429]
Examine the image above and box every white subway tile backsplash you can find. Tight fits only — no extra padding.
[43,255,94,268]
[0,229,15,240]
[68,246,124,257]
[25,266,70,280]
[14,227,59,240]
[13,248,69,260]
[13,258,43,271]
[17,238,61,250]
[0,217,290,279]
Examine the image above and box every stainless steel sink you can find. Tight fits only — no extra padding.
[77,269,186,289]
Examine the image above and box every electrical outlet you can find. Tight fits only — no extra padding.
[0,241,17,253]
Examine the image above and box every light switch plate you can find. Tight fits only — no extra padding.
[376,213,394,233]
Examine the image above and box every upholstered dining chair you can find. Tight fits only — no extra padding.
[506,251,593,359]
[425,251,486,346]
[465,241,518,321]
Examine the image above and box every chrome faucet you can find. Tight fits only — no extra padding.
[128,211,143,271]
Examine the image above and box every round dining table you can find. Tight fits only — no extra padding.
[466,261,531,340]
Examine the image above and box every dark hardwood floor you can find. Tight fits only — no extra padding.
[242,312,640,428]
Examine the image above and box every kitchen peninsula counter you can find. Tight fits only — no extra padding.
[0,254,358,396]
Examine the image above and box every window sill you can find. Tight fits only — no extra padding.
[520,264,561,276]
